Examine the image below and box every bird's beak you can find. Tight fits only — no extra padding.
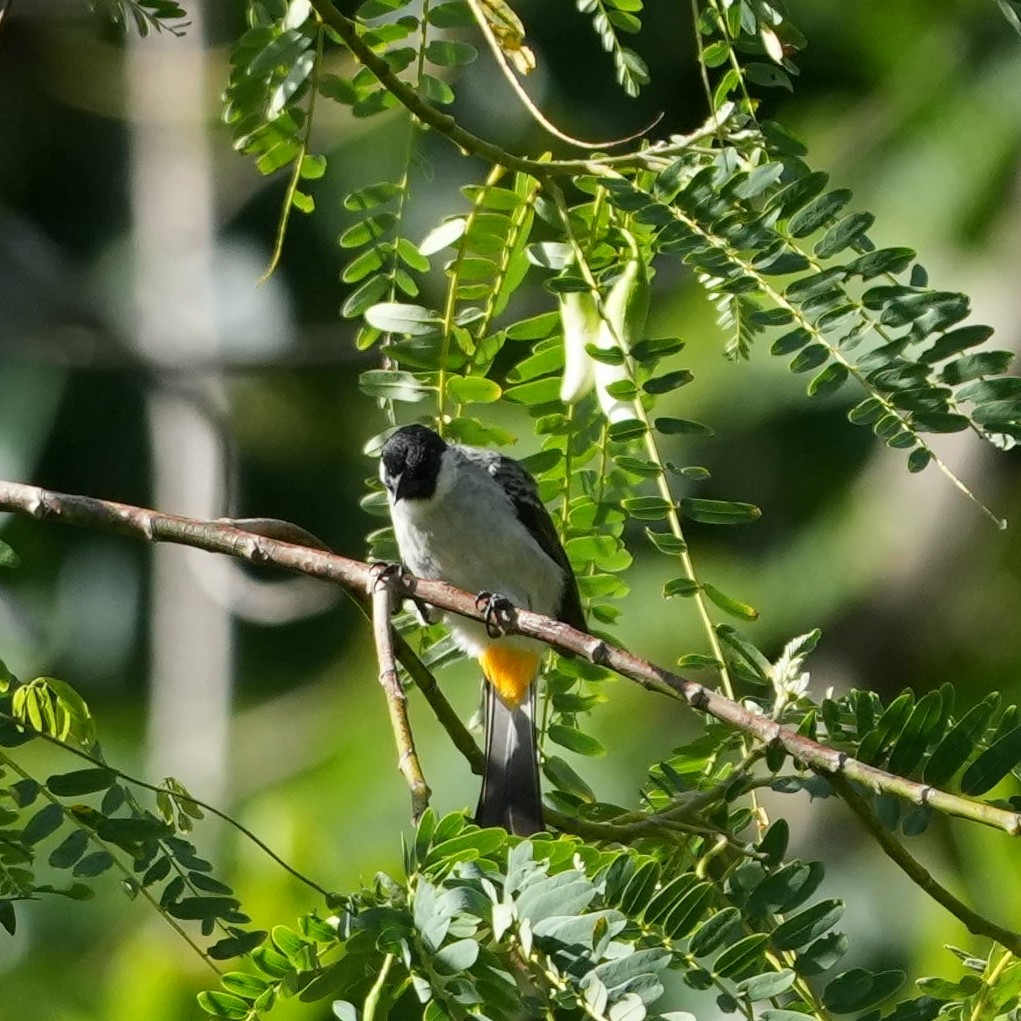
[386,471,404,501]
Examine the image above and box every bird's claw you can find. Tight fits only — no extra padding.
[369,561,407,594]
[476,591,515,639]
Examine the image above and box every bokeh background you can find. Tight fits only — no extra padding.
[2,1,1021,1017]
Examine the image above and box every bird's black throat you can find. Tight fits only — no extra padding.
[380,424,447,502]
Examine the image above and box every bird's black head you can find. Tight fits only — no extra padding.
[380,424,448,502]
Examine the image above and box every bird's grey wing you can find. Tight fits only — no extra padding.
[458,446,587,632]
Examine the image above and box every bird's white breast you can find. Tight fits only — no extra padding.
[388,451,564,657]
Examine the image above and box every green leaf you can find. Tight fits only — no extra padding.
[503,377,562,405]
[960,723,1021,795]
[771,899,843,950]
[923,695,999,787]
[73,851,115,877]
[789,344,829,373]
[654,417,713,435]
[446,375,502,404]
[507,345,563,383]
[607,418,648,441]
[220,972,269,999]
[343,181,400,211]
[543,755,595,802]
[734,163,785,199]
[677,653,723,669]
[769,171,829,217]
[644,370,695,394]
[747,861,826,915]
[622,496,675,520]
[0,539,20,568]
[47,768,118,796]
[716,625,771,680]
[645,528,686,554]
[907,448,932,473]
[918,324,993,364]
[788,189,853,238]
[842,247,915,280]
[425,39,477,66]
[96,816,171,844]
[434,937,480,975]
[0,900,15,936]
[940,350,1013,384]
[823,968,905,1012]
[167,896,242,921]
[364,302,439,335]
[689,907,742,957]
[604,379,639,400]
[738,969,797,1002]
[885,689,944,776]
[771,328,811,355]
[427,1,475,26]
[910,412,968,433]
[702,583,758,621]
[22,802,64,845]
[631,337,685,362]
[338,212,397,248]
[680,498,761,525]
[548,724,606,757]
[419,217,467,255]
[209,930,269,960]
[517,872,598,923]
[615,456,662,478]
[714,933,769,978]
[848,397,884,425]
[662,882,715,939]
[813,212,875,259]
[251,946,294,979]
[663,577,699,599]
[424,826,506,865]
[586,947,671,992]
[808,363,849,397]
[48,829,90,869]
[197,991,251,1019]
[758,819,790,864]
[795,932,849,976]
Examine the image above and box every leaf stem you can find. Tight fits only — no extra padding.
[260,23,324,283]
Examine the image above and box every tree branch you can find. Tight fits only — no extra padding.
[308,0,727,179]
[828,773,1021,955]
[369,567,431,821]
[2,479,1020,839]
[223,517,484,774]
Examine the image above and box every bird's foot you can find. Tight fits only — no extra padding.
[368,561,407,592]
[369,563,437,624]
[476,591,516,639]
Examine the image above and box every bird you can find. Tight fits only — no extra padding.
[378,423,586,835]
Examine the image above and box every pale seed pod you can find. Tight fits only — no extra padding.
[593,246,650,424]
[558,288,600,404]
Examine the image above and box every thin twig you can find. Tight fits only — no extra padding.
[0,750,221,974]
[369,570,431,821]
[2,480,1020,839]
[224,517,483,773]
[394,629,485,775]
[828,773,1021,955]
[0,709,332,898]
[463,0,661,149]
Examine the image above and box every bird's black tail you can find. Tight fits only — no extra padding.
[475,683,543,836]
